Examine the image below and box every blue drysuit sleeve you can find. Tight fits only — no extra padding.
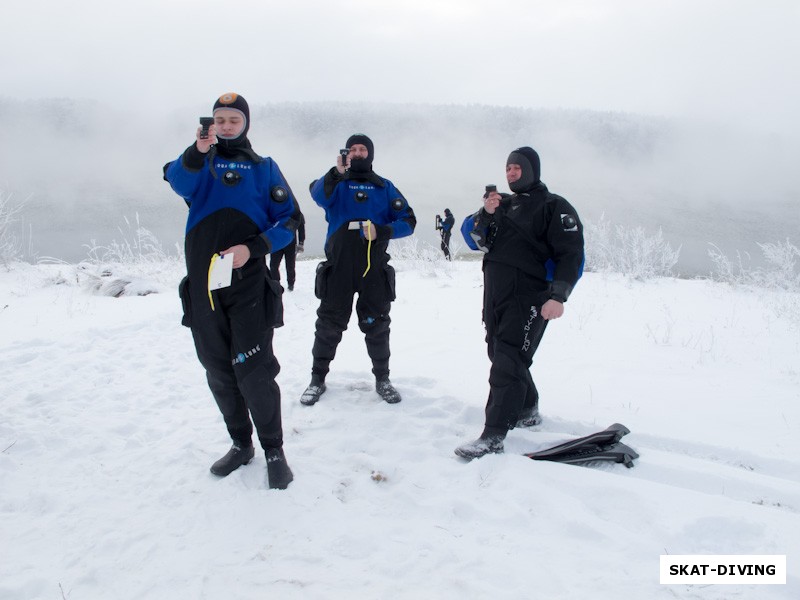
[310,168,342,208]
[165,147,207,203]
[461,209,493,252]
[377,180,416,242]
[247,159,298,257]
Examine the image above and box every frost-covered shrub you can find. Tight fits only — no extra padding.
[80,214,184,294]
[584,215,680,279]
[84,213,180,265]
[388,236,460,278]
[708,239,800,292]
[0,190,26,268]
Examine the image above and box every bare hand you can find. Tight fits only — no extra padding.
[541,299,564,320]
[362,222,377,241]
[483,191,501,214]
[219,244,251,268]
[196,124,218,154]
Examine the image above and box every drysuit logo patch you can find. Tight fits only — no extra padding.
[232,344,261,365]
[214,162,251,170]
[561,214,578,232]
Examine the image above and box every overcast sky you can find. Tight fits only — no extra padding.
[4,0,799,135]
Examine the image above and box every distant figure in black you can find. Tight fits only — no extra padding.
[436,208,455,260]
[454,147,584,460]
[270,204,305,291]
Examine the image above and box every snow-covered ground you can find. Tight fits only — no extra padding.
[1,257,798,599]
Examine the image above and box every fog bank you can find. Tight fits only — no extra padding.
[2,97,798,274]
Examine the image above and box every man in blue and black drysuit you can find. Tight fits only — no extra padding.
[300,134,416,406]
[164,92,300,489]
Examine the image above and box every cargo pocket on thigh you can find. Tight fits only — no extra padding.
[314,261,333,300]
[384,264,396,301]
[178,276,192,328]
[264,274,285,329]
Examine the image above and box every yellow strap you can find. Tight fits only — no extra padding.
[362,220,372,278]
[207,253,218,311]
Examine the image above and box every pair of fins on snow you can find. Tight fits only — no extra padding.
[525,423,639,468]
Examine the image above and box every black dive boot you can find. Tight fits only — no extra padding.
[454,427,506,460]
[210,442,255,476]
[266,447,294,490]
[376,376,401,404]
[516,406,542,428]
[300,375,326,406]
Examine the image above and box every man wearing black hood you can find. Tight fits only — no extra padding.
[300,134,416,406]
[455,147,584,459]
[164,93,301,488]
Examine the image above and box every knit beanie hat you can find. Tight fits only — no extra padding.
[506,146,541,193]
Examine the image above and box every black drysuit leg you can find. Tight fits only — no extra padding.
[483,264,549,431]
[311,296,353,378]
[311,234,393,379]
[441,231,452,260]
[189,277,283,450]
[269,241,297,287]
[355,267,392,378]
[269,249,284,282]
[284,243,297,287]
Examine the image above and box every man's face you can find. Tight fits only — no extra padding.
[214,109,246,139]
[506,163,522,184]
[349,144,369,160]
